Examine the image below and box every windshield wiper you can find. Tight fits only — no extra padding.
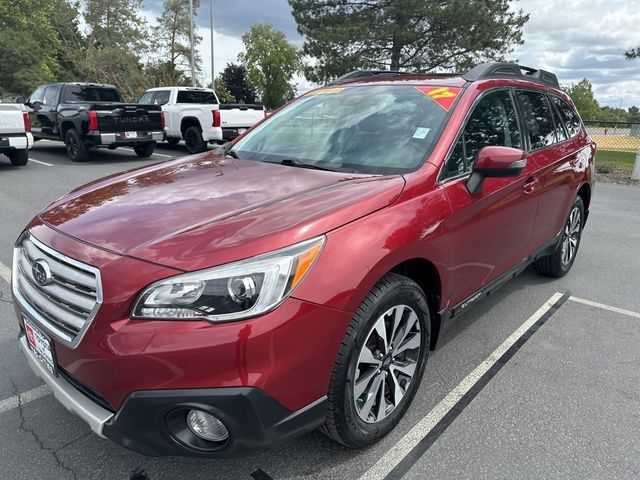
[222,142,239,159]
[280,158,341,172]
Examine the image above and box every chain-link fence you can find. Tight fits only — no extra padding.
[584,120,640,175]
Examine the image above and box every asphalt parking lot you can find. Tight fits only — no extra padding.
[1,142,639,479]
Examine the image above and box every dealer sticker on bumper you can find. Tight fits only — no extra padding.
[24,317,58,377]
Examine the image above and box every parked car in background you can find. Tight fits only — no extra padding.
[14,63,594,457]
[138,86,265,154]
[22,83,164,162]
[0,103,33,166]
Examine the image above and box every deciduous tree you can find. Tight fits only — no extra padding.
[220,63,256,104]
[562,79,600,120]
[238,24,302,109]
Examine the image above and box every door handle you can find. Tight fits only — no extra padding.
[523,176,539,194]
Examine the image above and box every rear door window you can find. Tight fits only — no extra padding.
[516,90,557,150]
[551,96,582,138]
[42,85,61,106]
[154,90,171,105]
[444,89,522,179]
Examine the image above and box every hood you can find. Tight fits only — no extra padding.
[40,153,405,270]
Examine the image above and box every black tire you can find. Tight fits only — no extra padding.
[133,142,156,158]
[64,129,89,162]
[166,137,181,145]
[6,149,28,166]
[534,196,585,278]
[183,126,207,154]
[321,273,430,448]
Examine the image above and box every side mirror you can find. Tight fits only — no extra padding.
[466,146,527,195]
[15,97,26,104]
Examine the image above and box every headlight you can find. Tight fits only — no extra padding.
[132,236,325,322]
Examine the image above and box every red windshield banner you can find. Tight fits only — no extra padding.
[416,86,462,111]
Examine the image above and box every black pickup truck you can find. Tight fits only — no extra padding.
[21,83,164,162]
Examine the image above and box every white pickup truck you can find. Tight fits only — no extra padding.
[0,103,33,166]
[138,87,265,154]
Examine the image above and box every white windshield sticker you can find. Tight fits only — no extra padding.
[413,127,431,139]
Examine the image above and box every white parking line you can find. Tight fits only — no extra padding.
[0,260,10,284]
[360,292,565,480]
[0,385,51,414]
[569,296,640,319]
[29,158,54,167]
[120,147,173,159]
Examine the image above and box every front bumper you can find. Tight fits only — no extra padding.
[18,335,114,437]
[87,130,164,146]
[19,334,326,457]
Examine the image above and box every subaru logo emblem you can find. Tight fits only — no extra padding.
[32,259,52,286]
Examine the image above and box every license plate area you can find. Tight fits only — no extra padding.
[237,128,246,134]
[124,131,138,139]
[23,317,58,377]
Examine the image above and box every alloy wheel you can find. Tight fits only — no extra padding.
[353,304,422,424]
[561,206,581,265]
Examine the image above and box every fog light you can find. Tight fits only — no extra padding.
[186,410,229,442]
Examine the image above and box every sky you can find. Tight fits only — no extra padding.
[142,0,640,108]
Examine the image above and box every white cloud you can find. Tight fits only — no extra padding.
[513,0,640,107]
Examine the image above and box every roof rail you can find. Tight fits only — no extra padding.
[463,62,560,89]
[329,70,414,85]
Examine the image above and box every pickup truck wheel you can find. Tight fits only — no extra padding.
[534,196,584,278]
[321,273,430,448]
[166,137,181,145]
[184,126,207,154]
[64,129,89,162]
[133,142,156,158]
[6,149,29,166]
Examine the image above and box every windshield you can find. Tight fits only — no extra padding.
[232,85,451,174]
[62,86,121,103]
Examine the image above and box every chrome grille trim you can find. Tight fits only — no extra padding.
[12,233,103,349]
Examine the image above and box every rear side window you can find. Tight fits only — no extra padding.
[549,97,568,142]
[176,90,218,104]
[444,90,522,179]
[516,90,557,150]
[62,86,121,103]
[551,96,581,138]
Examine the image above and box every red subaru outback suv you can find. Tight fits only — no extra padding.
[13,63,594,457]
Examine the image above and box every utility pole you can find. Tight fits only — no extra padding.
[189,0,196,87]
[211,0,216,90]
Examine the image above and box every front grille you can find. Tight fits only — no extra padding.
[13,234,102,347]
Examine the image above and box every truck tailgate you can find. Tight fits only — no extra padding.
[92,104,163,133]
[219,104,264,128]
[0,104,26,134]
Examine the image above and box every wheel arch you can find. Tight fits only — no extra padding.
[60,120,76,139]
[389,258,443,350]
[577,182,591,218]
[180,117,202,136]
[344,255,445,351]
